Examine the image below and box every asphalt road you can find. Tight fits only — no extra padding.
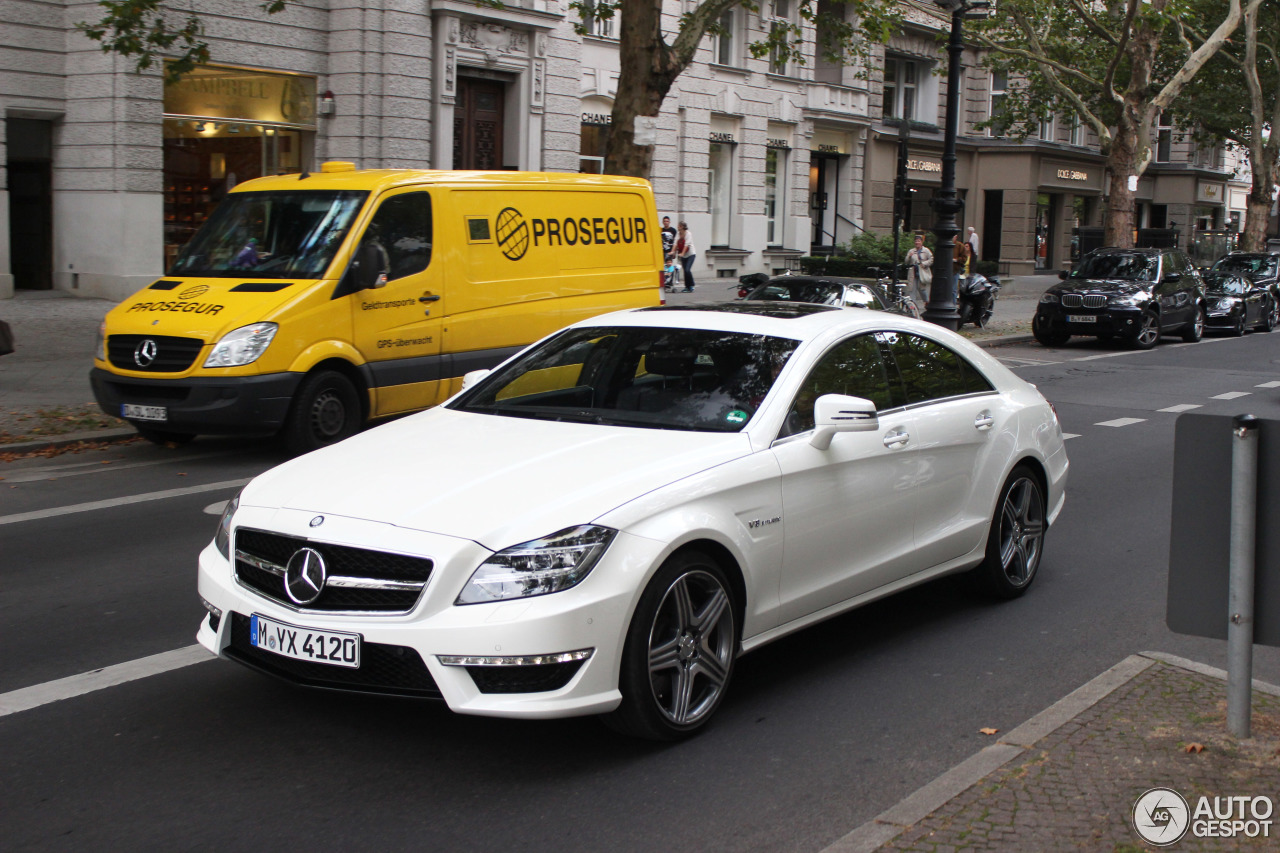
[5,327,1280,851]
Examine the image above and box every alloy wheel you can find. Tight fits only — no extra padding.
[998,477,1045,588]
[646,570,735,727]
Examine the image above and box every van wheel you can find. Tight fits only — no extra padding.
[283,370,362,455]
[135,425,195,447]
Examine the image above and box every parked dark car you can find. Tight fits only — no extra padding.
[739,274,894,312]
[1033,247,1205,349]
[1202,271,1276,335]
[1209,252,1280,302]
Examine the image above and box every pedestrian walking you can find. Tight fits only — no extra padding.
[953,234,967,300]
[676,221,697,292]
[905,234,933,304]
[967,225,980,259]
[661,216,677,258]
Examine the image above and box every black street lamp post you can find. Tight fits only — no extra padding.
[923,0,981,331]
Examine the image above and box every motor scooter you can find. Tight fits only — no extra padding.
[957,272,1001,328]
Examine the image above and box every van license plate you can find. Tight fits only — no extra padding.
[122,404,167,421]
[1066,315,1097,323]
[250,614,361,669]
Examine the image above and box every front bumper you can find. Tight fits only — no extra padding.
[1035,304,1143,337]
[91,367,303,436]
[197,506,663,719]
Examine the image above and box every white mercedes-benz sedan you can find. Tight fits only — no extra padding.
[197,302,1068,739]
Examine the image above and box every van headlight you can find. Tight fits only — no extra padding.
[456,525,617,605]
[214,492,240,559]
[204,323,278,367]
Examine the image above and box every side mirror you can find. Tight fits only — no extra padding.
[739,272,769,287]
[1058,270,1068,280]
[810,394,878,450]
[348,240,389,291]
[461,369,490,391]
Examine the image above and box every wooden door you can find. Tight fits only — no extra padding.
[453,79,505,170]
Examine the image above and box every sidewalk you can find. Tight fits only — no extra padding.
[826,653,1280,852]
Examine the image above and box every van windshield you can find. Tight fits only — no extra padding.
[169,190,368,279]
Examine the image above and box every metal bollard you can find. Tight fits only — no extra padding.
[1228,413,1259,738]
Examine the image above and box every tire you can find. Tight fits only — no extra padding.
[1181,305,1205,343]
[604,551,738,740]
[282,369,363,455]
[972,465,1046,599]
[1232,311,1246,337]
[957,302,973,327]
[1032,314,1070,347]
[135,425,195,447]
[1259,300,1277,333]
[1130,310,1161,349]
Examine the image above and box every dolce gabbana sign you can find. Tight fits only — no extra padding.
[907,158,942,174]
[1056,168,1090,181]
[1041,161,1102,190]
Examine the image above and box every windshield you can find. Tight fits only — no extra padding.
[745,280,885,310]
[1212,256,1274,276]
[169,190,368,279]
[1204,274,1248,295]
[450,326,801,432]
[1074,252,1157,282]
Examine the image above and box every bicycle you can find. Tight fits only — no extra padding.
[867,265,921,319]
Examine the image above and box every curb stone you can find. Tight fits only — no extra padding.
[821,652,1280,853]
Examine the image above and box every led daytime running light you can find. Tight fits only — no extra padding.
[438,649,594,667]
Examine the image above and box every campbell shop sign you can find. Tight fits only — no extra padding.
[165,63,317,129]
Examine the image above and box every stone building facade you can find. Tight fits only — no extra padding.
[0,0,1249,300]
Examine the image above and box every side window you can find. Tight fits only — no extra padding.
[362,192,433,282]
[781,334,894,437]
[884,332,992,405]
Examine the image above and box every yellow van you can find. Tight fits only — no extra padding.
[91,165,664,452]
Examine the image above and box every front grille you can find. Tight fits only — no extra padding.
[465,660,586,694]
[1061,294,1107,309]
[234,527,433,613]
[226,612,442,699]
[107,334,204,373]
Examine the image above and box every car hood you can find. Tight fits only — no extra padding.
[241,407,754,549]
[1049,279,1152,296]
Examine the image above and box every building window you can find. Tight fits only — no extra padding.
[1069,114,1084,147]
[988,71,1009,137]
[580,120,609,173]
[709,141,734,247]
[884,56,919,121]
[1155,112,1173,162]
[769,0,795,76]
[581,0,614,38]
[1039,115,1056,142]
[765,147,787,246]
[715,9,739,66]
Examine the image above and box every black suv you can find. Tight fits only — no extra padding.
[1033,247,1205,349]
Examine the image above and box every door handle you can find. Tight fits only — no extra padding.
[974,411,994,431]
[419,294,441,303]
[883,429,910,450]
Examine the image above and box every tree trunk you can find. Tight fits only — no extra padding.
[604,1,679,178]
[1103,110,1143,248]
[1241,155,1278,251]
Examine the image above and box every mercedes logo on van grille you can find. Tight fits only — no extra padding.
[284,547,328,605]
[133,339,159,367]
[496,207,530,261]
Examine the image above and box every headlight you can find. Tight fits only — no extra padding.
[1214,298,1235,311]
[214,493,240,559]
[1040,293,1060,304]
[96,321,107,360]
[456,525,617,605]
[204,322,278,368]
[1107,294,1143,307]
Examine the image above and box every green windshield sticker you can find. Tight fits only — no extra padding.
[726,410,748,425]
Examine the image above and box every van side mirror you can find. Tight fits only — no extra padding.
[810,394,879,450]
[347,240,389,291]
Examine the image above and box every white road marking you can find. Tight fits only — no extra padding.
[1256,381,1280,388]
[0,645,213,718]
[1212,392,1252,400]
[0,478,250,526]
[1062,433,1081,440]
[1,450,240,484]
[1072,351,1141,362]
[204,500,229,515]
[1095,417,1146,428]
[1159,404,1203,413]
